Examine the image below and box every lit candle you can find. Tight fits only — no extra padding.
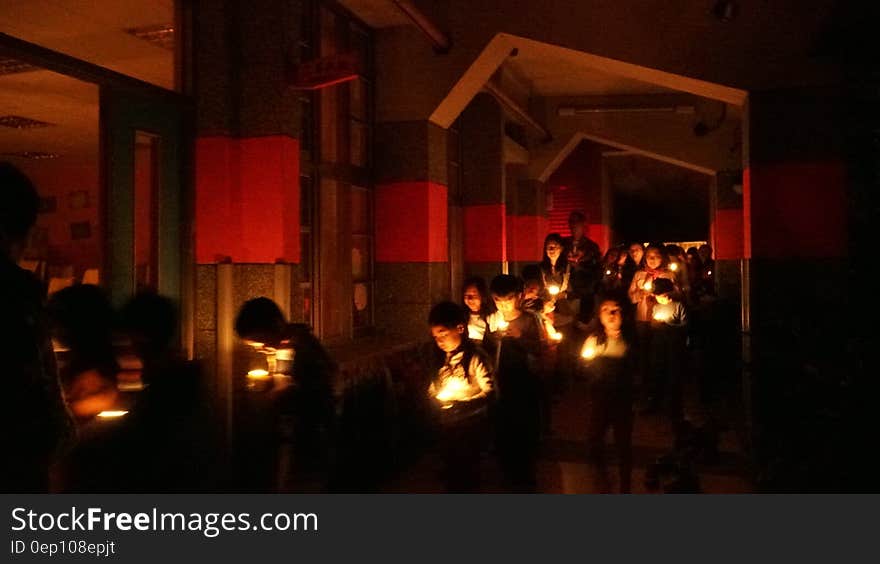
[547,284,560,296]
[669,262,679,272]
[247,369,271,380]
[435,378,470,403]
[707,270,712,276]
[581,346,596,360]
[97,410,128,419]
[653,311,671,322]
[605,269,612,276]
[551,331,563,341]
[642,279,653,292]
[497,319,509,331]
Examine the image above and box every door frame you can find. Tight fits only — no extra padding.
[0,33,196,357]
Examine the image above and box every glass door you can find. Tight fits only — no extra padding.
[102,87,186,307]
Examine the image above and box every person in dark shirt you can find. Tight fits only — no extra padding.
[486,275,545,491]
[580,294,637,493]
[426,301,494,492]
[0,162,74,492]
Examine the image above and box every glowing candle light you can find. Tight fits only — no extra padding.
[97,410,128,419]
[247,369,271,380]
[642,279,653,292]
[605,269,612,276]
[547,285,560,296]
[669,262,679,272]
[653,311,672,322]
[707,270,712,276]
[581,346,596,360]
[435,377,470,403]
[551,331,563,341]
[497,319,509,331]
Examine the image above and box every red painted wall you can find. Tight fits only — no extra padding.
[712,208,744,260]
[375,181,448,262]
[507,214,548,263]
[462,204,506,263]
[546,142,608,250]
[23,161,101,277]
[195,135,301,264]
[744,161,847,259]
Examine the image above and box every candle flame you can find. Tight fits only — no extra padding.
[605,269,612,276]
[669,262,679,272]
[581,346,596,360]
[548,285,560,296]
[653,311,671,322]
[97,410,128,418]
[551,331,563,341]
[247,369,271,379]
[643,280,653,292]
[497,319,509,331]
[435,377,470,403]
[707,270,712,276]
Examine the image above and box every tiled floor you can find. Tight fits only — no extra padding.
[383,377,753,494]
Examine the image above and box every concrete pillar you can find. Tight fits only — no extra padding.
[374,120,449,339]
[506,165,547,276]
[460,93,506,282]
[743,87,849,482]
[711,170,744,303]
[192,0,305,458]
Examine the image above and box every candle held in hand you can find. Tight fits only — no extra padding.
[581,346,596,360]
[435,377,470,403]
[547,285,560,296]
[497,319,509,331]
[642,279,653,292]
[653,311,671,322]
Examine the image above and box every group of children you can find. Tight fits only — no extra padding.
[426,212,715,493]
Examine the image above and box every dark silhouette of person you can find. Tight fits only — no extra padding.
[235,297,336,490]
[0,162,74,492]
[118,291,217,491]
[47,284,119,422]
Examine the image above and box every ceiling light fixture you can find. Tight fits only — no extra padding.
[1,151,61,160]
[0,115,55,129]
[124,24,175,50]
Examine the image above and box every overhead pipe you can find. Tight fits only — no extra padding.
[391,0,451,53]
[483,80,552,142]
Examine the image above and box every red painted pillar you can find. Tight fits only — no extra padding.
[195,135,301,264]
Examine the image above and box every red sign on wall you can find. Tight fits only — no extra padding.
[288,52,359,90]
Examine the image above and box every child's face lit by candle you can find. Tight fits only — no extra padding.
[522,282,540,300]
[431,324,465,353]
[463,285,482,313]
[598,300,623,333]
[545,242,563,263]
[629,244,644,265]
[493,294,519,320]
[645,249,663,270]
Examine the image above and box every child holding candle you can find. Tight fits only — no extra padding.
[487,274,545,491]
[579,294,637,493]
[461,276,494,345]
[427,301,494,492]
[539,234,582,392]
[628,244,679,412]
[648,278,689,444]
